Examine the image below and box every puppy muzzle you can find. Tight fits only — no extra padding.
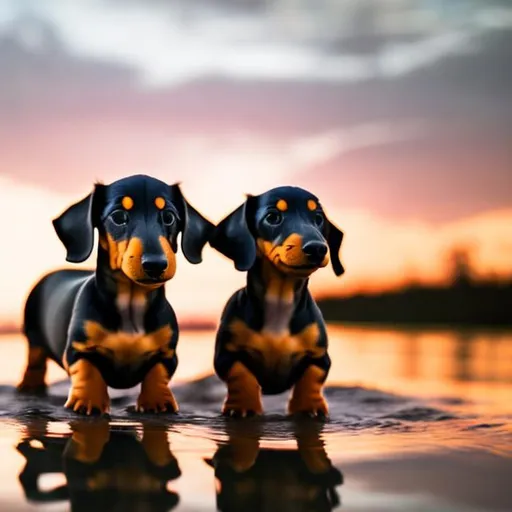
[302,241,328,266]
[141,254,168,280]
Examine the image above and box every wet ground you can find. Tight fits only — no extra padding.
[0,324,511,511]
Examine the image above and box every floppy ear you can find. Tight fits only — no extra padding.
[170,183,215,264]
[326,219,345,276]
[52,185,105,263]
[209,197,256,272]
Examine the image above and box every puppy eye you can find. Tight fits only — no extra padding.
[264,211,283,226]
[161,210,176,226]
[110,210,129,226]
[314,213,324,227]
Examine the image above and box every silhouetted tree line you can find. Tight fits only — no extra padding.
[318,249,512,327]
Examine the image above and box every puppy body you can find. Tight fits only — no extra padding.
[22,268,177,390]
[214,257,329,396]
[210,186,344,417]
[18,175,213,414]
[17,420,181,509]
[207,422,343,511]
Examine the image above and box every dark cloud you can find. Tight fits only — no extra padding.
[0,7,510,221]
[296,124,512,222]
[296,29,512,221]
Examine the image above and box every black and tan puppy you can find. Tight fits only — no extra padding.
[206,422,343,512]
[17,419,181,511]
[209,186,344,417]
[18,174,213,415]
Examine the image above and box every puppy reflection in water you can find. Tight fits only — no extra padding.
[16,419,181,511]
[206,421,343,512]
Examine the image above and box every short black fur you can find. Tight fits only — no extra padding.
[20,174,214,405]
[209,186,345,404]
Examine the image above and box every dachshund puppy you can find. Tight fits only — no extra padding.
[17,419,181,511]
[206,421,343,512]
[209,186,344,418]
[18,174,213,415]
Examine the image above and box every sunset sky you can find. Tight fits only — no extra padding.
[1,0,511,325]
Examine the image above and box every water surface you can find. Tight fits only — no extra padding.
[0,324,511,511]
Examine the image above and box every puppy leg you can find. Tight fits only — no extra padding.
[224,421,262,472]
[294,422,331,474]
[136,363,178,413]
[288,365,328,418]
[64,419,110,464]
[17,339,48,394]
[222,362,263,417]
[141,424,176,467]
[65,359,110,415]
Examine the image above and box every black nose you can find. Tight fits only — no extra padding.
[141,255,168,279]
[302,241,328,265]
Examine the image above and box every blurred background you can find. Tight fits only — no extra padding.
[1,3,512,511]
[0,0,511,329]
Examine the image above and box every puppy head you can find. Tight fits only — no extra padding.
[53,175,214,286]
[209,186,344,277]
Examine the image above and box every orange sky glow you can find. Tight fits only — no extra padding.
[1,1,512,326]
[1,173,511,326]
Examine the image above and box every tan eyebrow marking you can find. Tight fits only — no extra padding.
[307,199,317,211]
[122,196,134,210]
[276,199,288,212]
[154,197,166,210]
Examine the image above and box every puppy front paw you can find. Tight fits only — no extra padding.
[136,388,178,414]
[288,395,328,418]
[221,402,263,418]
[136,363,178,414]
[65,359,110,415]
[222,362,263,418]
[288,365,329,419]
[65,388,110,415]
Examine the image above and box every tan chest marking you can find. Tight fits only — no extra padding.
[257,255,298,334]
[115,279,148,333]
[227,319,324,373]
[73,321,173,368]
